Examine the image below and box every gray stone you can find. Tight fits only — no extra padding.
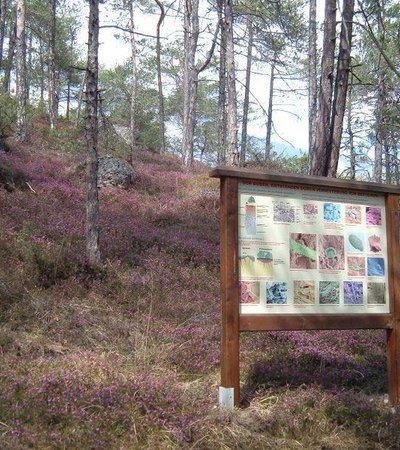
[97,155,134,189]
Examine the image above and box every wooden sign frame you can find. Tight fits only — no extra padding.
[210,167,400,408]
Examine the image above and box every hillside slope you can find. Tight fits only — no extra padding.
[0,120,399,449]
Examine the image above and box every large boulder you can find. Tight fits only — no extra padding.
[97,155,134,189]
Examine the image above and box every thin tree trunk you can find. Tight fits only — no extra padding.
[3,21,15,93]
[308,0,317,168]
[225,0,238,166]
[129,1,137,161]
[347,74,355,179]
[76,71,86,124]
[385,142,391,184]
[0,0,7,72]
[217,0,227,164]
[265,60,275,162]
[66,78,71,120]
[374,74,385,183]
[309,0,336,176]
[85,0,100,265]
[155,0,166,153]
[240,17,253,165]
[39,39,45,101]
[26,28,31,100]
[182,0,199,168]
[16,0,26,141]
[49,0,57,129]
[327,0,355,177]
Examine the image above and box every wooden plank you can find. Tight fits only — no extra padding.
[219,176,240,407]
[210,166,400,195]
[240,314,393,331]
[386,194,400,405]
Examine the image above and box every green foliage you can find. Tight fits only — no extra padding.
[0,93,16,134]
[16,223,76,288]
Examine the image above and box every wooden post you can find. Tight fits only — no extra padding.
[386,194,400,405]
[219,176,240,408]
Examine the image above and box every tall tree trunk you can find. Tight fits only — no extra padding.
[240,17,253,165]
[347,74,355,179]
[3,21,15,93]
[182,0,199,168]
[385,142,391,184]
[85,0,100,265]
[66,78,71,120]
[48,0,57,129]
[374,74,385,183]
[39,38,45,101]
[155,0,166,153]
[217,0,227,164]
[129,1,137,161]
[225,0,238,166]
[308,0,317,168]
[26,28,31,100]
[327,0,355,177]
[309,0,336,176]
[16,0,26,141]
[265,60,275,162]
[0,0,7,72]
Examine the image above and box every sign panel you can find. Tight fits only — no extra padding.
[239,182,390,315]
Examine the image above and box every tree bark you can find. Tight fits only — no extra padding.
[308,0,317,169]
[155,0,166,153]
[374,74,385,183]
[48,0,57,129]
[309,0,336,176]
[217,0,227,164]
[0,0,7,73]
[129,0,137,161]
[347,74,355,179]
[225,0,238,166]
[181,0,218,168]
[182,0,199,168]
[265,60,275,162]
[328,0,355,177]
[16,0,26,141]
[240,17,253,165]
[85,0,100,265]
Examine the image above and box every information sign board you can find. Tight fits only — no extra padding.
[238,182,390,315]
[210,167,400,409]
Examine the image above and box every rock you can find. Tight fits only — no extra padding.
[97,155,134,189]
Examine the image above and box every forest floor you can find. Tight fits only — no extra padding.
[0,117,400,449]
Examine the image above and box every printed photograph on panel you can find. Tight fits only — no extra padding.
[240,281,260,305]
[293,280,315,304]
[347,232,365,253]
[368,234,382,253]
[323,203,341,223]
[266,282,288,304]
[347,256,366,277]
[344,281,364,305]
[289,233,317,269]
[273,201,295,223]
[245,197,257,235]
[366,207,382,225]
[239,246,273,278]
[303,203,318,218]
[319,281,340,304]
[319,235,345,270]
[367,282,386,304]
[345,205,362,224]
[367,257,385,276]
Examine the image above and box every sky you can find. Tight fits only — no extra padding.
[78,2,325,155]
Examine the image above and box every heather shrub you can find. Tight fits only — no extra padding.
[243,330,387,398]
[15,223,80,288]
